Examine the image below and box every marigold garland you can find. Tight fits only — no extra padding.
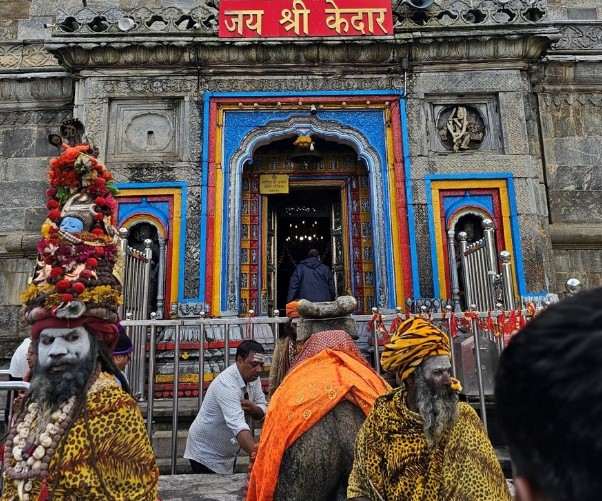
[23,132,124,329]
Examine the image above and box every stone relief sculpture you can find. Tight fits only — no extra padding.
[438,105,485,152]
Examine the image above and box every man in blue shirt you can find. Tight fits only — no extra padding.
[287,248,336,303]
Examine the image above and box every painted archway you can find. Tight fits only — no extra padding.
[199,92,413,315]
[226,115,390,313]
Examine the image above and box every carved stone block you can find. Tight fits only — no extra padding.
[0,1,30,21]
[499,92,529,155]
[518,213,553,292]
[16,17,53,41]
[427,96,500,153]
[107,99,183,162]
[30,0,82,16]
[414,70,524,96]
[550,190,602,224]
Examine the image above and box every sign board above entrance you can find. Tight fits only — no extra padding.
[219,0,393,38]
[260,174,290,194]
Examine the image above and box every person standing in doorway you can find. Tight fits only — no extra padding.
[287,248,336,303]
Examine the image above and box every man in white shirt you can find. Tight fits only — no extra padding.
[9,337,31,379]
[184,339,267,474]
[4,337,32,424]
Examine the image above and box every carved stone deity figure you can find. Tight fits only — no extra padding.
[439,105,485,152]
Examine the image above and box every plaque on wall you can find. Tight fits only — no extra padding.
[259,174,289,194]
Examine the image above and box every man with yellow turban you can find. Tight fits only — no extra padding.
[347,317,511,501]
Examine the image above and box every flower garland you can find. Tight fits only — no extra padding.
[22,136,124,328]
[2,396,77,500]
[20,284,123,309]
[47,147,118,206]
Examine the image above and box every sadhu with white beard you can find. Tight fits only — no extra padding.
[347,317,511,501]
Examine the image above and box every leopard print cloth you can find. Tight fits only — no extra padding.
[347,387,511,500]
[2,373,159,501]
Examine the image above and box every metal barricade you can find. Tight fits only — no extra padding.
[0,379,31,426]
[121,313,285,474]
[455,218,517,311]
[121,303,548,472]
[118,227,152,400]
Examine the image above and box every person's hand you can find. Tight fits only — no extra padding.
[241,398,264,420]
[241,398,254,415]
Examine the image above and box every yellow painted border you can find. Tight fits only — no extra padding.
[123,214,167,239]
[212,100,403,312]
[384,105,405,303]
[430,179,514,296]
[117,187,183,312]
[212,109,225,310]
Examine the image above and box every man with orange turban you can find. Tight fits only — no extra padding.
[347,317,510,501]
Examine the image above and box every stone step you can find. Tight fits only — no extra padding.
[152,429,254,475]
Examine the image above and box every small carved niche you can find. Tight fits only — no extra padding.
[436,104,486,152]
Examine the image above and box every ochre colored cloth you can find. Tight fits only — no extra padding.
[30,316,119,353]
[285,300,300,319]
[1,372,159,501]
[268,336,295,396]
[347,386,511,501]
[380,317,451,381]
[246,345,390,501]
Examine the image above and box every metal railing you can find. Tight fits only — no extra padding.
[118,227,153,399]
[121,304,544,472]
[0,281,580,477]
[1,369,30,427]
[450,218,516,312]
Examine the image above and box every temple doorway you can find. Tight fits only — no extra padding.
[238,135,377,315]
[268,188,342,311]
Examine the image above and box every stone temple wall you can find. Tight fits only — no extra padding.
[1,0,602,359]
[538,1,602,292]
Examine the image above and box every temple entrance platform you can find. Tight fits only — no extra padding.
[157,474,515,500]
[158,474,247,500]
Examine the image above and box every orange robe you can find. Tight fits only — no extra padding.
[246,348,390,501]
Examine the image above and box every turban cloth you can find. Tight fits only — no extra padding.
[285,301,300,320]
[380,317,451,381]
[30,316,119,353]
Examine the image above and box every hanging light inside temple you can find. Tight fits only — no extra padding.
[290,134,323,165]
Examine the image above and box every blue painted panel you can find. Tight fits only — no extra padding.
[443,195,494,220]
[424,173,528,298]
[220,109,391,311]
[117,200,170,229]
[199,90,406,309]
[115,181,188,303]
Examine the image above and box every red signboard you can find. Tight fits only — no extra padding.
[219,0,393,38]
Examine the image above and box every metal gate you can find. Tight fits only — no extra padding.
[448,218,516,311]
[118,228,152,399]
